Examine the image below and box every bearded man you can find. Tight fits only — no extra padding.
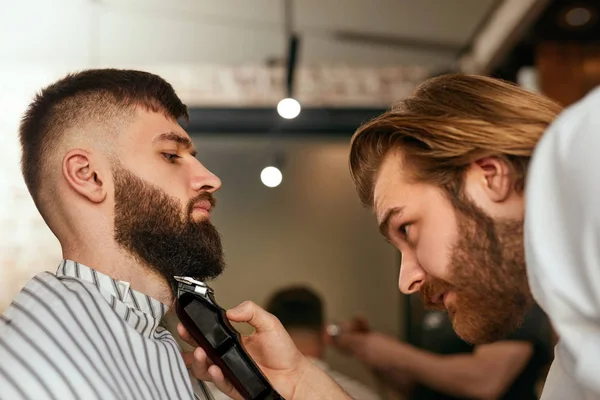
[186,75,600,400]
[0,69,226,399]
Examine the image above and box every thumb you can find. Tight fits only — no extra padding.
[226,301,280,333]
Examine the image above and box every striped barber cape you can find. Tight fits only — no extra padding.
[0,260,214,400]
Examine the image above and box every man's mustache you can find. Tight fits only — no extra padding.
[187,193,216,215]
[421,277,454,310]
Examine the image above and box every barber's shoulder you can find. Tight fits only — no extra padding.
[558,85,600,122]
[580,85,600,103]
[527,85,600,198]
[542,86,600,147]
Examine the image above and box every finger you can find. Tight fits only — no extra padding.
[189,346,213,381]
[226,301,280,333]
[177,323,198,347]
[208,364,244,400]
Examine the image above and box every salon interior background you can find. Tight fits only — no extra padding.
[1,0,599,391]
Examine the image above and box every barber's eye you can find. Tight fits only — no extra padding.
[399,224,410,238]
[162,153,181,163]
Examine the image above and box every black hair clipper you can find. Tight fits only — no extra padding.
[174,276,284,400]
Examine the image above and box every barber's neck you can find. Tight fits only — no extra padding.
[287,328,325,360]
[62,236,174,306]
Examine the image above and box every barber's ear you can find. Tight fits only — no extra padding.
[62,149,107,203]
[473,157,515,202]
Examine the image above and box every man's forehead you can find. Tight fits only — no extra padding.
[373,151,405,221]
[130,110,190,139]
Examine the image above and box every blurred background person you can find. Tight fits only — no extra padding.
[331,301,553,400]
[208,285,382,400]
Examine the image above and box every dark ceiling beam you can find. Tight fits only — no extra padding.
[186,107,388,135]
[460,0,551,74]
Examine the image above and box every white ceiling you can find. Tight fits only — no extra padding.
[1,0,498,68]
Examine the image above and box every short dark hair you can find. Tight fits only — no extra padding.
[265,286,324,331]
[19,68,189,209]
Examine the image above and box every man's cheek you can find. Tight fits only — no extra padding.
[416,252,450,282]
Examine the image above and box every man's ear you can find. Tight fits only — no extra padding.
[62,149,107,203]
[471,156,515,203]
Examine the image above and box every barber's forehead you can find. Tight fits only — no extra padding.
[374,152,405,202]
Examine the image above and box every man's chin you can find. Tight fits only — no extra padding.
[449,308,526,345]
[191,210,211,222]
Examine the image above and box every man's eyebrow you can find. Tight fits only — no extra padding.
[153,132,197,156]
[378,206,405,238]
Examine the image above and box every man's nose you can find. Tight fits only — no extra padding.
[398,253,426,295]
[190,160,222,193]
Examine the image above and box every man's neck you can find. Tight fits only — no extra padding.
[62,242,174,306]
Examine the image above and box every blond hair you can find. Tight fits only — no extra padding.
[349,74,563,206]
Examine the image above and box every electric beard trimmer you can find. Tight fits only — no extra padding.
[174,276,284,400]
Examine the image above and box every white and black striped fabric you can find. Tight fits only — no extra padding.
[0,260,214,400]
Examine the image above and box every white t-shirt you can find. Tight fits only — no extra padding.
[525,86,600,399]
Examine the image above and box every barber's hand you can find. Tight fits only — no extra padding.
[178,301,351,400]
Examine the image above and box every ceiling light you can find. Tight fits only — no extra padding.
[277,98,301,119]
[260,166,283,188]
[563,6,594,27]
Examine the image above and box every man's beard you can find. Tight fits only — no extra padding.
[421,193,531,344]
[112,166,225,294]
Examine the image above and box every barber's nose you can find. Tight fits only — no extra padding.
[398,253,426,295]
[191,161,222,193]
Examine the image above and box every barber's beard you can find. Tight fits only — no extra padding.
[112,166,225,294]
[421,195,531,344]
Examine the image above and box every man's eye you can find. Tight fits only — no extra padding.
[162,153,181,162]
